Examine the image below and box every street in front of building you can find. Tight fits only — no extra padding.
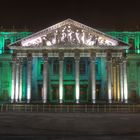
[0,113,140,140]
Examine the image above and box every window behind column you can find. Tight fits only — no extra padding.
[95,62,98,74]
[4,39,11,54]
[53,60,59,75]
[40,63,43,75]
[129,38,135,51]
[66,59,73,74]
[80,60,86,75]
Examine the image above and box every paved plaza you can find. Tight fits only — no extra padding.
[0,113,140,139]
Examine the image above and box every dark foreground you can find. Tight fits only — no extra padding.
[0,113,140,140]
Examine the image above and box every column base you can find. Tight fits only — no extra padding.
[59,99,63,104]
[108,99,112,104]
[117,99,121,102]
[76,99,79,104]
[124,99,128,103]
[43,99,47,103]
[27,99,30,103]
[11,99,14,103]
[92,99,96,104]
[19,99,22,103]
[121,99,124,102]
[15,99,18,103]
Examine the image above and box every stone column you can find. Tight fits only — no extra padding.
[19,58,23,102]
[59,53,64,103]
[123,57,128,103]
[112,58,117,101]
[119,58,124,102]
[112,57,121,102]
[11,56,16,103]
[107,53,112,103]
[75,52,80,104]
[90,52,96,104]
[27,55,32,103]
[116,60,120,101]
[15,58,20,102]
[42,55,48,103]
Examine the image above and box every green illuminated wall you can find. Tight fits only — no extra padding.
[126,54,140,101]
[0,32,31,54]
[0,54,12,101]
[107,31,140,54]
[107,31,140,101]
[0,32,31,101]
[0,31,140,102]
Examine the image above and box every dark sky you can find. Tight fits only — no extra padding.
[0,0,140,31]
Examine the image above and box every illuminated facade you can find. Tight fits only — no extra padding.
[0,19,140,104]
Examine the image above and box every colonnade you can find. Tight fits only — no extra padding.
[11,52,128,104]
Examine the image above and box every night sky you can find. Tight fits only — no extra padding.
[0,0,140,31]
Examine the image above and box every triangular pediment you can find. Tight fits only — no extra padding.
[9,19,129,50]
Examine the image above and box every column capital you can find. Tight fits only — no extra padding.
[119,57,124,63]
[112,57,120,64]
[90,51,96,61]
[75,52,80,61]
[106,52,112,61]
[27,53,32,61]
[43,54,48,62]
[19,58,24,65]
[122,58,127,63]
[15,57,23,65]
[119,57,127,63]
[12,53,17,62]
[122,51,127,58]
[15,57,21,64]
[59,52,64,61]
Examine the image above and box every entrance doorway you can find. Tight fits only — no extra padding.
[80,84,88,102]
[51,84,59,101]
[96,84,101,100]
[64,85,75,102]
[38,84,42,100]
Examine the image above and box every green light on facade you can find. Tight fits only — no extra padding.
[0,30,140,102]
[107,31,140,54]
[126,50,129,53]
[0,32,31,54]
[137,50,140,54]
[0,32,31,101]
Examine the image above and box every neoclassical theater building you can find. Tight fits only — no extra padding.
[0,19,140,104]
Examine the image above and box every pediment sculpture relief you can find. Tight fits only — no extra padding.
[21,25,118,47]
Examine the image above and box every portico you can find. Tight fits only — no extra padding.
[9,19,129,104]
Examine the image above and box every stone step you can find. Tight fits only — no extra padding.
[0,104,140,113]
